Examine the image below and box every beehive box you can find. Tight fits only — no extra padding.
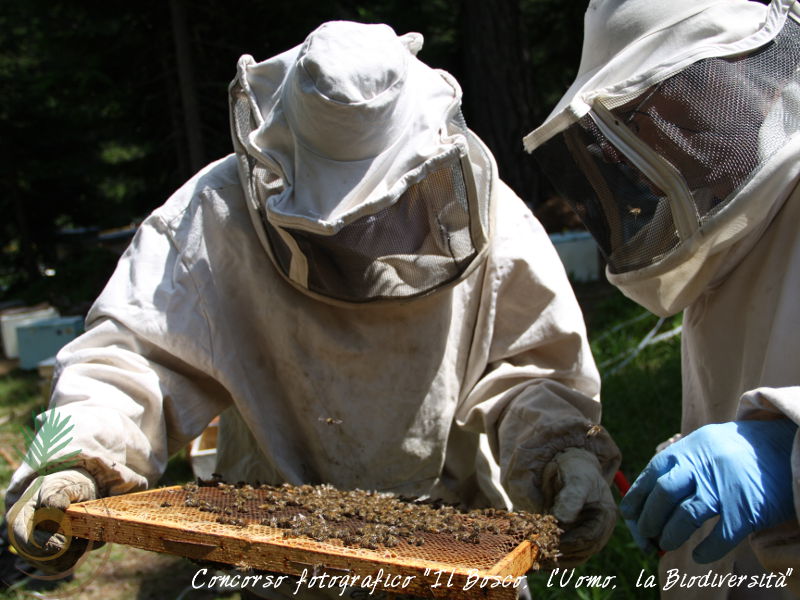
[0,304,59,359]
[17,315,84,369]
[65,481,559,599]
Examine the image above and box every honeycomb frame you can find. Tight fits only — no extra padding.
[64,483,555,599]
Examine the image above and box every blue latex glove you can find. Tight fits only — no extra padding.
[620,419,797,563]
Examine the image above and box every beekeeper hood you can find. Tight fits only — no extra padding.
[524,0,800,316]
[229,21,492,304]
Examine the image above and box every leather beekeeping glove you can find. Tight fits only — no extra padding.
[542,447,617,566]
[620,419,797,563]
[6,468,99,574]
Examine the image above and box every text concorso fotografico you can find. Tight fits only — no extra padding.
[191,567,526,595]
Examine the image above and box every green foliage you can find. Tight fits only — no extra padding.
[0,1,167,299]
[0,371,39,409]
[0,371,44,484]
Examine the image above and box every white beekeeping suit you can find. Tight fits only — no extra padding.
[5,21,620,596]
[524,0,800,597]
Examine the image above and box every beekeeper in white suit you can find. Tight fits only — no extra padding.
[524,0,800,597]
[5,21,621,598]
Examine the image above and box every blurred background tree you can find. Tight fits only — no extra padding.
[0,0,587,311]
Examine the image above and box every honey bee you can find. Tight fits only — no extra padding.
[626,204,643,223]
[318,417,343,425]
[586,424,603,437]
[260,516,279,528]
[216,516,247,527]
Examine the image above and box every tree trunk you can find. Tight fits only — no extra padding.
[169,0,205,174]
[459,0,540,206]
[12,186,38,282]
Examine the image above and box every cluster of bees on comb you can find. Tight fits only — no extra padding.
[177,479,559,559]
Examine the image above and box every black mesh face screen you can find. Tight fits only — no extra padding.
[268,160,478,302]
[611,17,800,222]
[535,115,680,273]
[534,17,800,275]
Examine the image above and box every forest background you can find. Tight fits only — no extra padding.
[1,0,588,311]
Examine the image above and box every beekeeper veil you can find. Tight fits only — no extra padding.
[524,0,800,316]
[229,21,492,304]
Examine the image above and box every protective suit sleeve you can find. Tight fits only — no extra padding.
[456,183,621,513]
[738,387,800,512]
[5,208,231,508]
[736,386,800,578]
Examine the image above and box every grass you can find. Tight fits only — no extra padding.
[0,284,683,599]
[584,285,683,476]
[0,371,45,490]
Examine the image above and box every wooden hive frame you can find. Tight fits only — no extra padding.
[63,485,549,599]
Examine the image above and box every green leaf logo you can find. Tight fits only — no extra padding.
[14,409,81,475]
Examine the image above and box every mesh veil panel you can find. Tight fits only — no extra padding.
[535,116,680,273]
[535,18,800,274]
[265,160,478,302]
[611,17,800,222]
